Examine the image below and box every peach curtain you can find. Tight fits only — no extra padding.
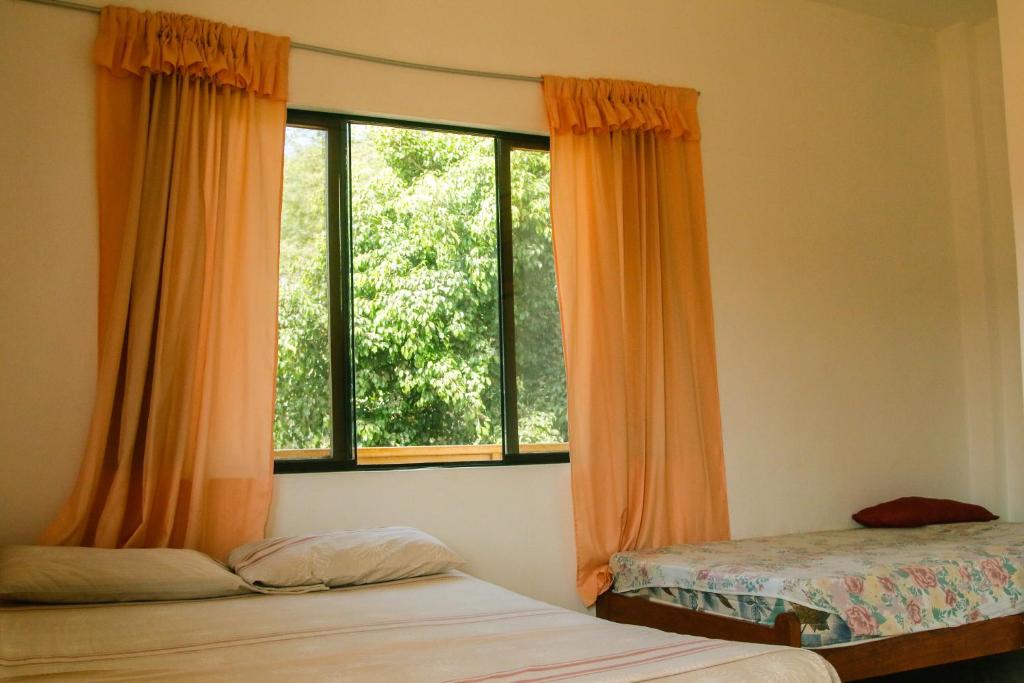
[41,6,289,560]
[543,76,730,606]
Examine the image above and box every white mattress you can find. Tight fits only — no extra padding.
[0,571,837,682]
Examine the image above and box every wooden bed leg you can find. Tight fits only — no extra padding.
[772,611,802,647]
[596,592,612,620]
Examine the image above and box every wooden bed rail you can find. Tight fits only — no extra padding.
[818,613,1024,680]
[596,591,1024,681]
[595,591,801,647]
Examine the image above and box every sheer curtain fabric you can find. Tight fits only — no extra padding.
[42,7,289,560]
[543,76,731,606]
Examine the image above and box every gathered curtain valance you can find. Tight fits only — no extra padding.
[94,5,290,101]
[542,76,700,139]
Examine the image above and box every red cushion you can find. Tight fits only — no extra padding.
[852,497,998,528]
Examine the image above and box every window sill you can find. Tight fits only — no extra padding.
[274,445,569,474]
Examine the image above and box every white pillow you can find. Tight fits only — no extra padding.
[0,546,253,603]
[227,527,464,590]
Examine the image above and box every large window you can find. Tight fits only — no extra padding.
[274,110,568,472]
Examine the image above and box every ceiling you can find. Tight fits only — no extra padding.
[809,0,997,29]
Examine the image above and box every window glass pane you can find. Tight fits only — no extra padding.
[350,124,503,465]
[273,126,332,458]
[511,149,569,451]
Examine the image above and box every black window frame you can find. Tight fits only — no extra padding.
[275,109,569,474]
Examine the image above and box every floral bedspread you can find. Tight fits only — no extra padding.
[610,522,1024,639]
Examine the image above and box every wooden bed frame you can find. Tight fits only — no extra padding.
[597,591,1024,680]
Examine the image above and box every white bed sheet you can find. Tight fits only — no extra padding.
[0,571,838,682]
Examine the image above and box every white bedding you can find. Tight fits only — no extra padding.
[0,571,838,682]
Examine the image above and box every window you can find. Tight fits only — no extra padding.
[274,110,568,472]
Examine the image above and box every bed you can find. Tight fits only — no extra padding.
[0,570,837,681]
[597,522,1024,681]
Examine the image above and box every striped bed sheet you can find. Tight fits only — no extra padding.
[0,571,837,682]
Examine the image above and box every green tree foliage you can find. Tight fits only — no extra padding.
[274,129,331,449]
[510,149,568,444]
[273,124,568,452]
[350,125,502,447]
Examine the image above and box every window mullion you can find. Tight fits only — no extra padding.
[495,137,520,459]
[327,120,356,467]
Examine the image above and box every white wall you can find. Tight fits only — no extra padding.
[998,0,1024,525]
[270,466,577,609]
[937,15,1022,521]
[0,1,98,545]
[0,0,1010,611]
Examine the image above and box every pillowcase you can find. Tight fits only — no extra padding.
[852,496,998,528]
[227,527,464,590]
[0,546,253,604]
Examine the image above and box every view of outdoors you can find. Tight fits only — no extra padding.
[350,124,502,450]
[274,127,331,452]
[273,122,568,461]
[510,148,568,446]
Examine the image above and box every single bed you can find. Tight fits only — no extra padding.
[0,570,837,682]
[598,522,1024,681]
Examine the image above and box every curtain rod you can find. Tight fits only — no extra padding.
[17,0,544,84]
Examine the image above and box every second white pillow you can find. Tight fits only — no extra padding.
[227,527,463,590]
